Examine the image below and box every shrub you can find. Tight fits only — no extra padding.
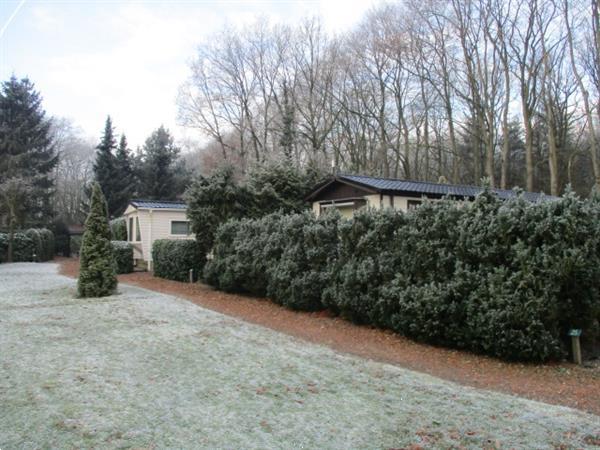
[110,217,128,241]
[24,228,54,262]
[322,208,409,324]
[204,213,285,295]
[205,211,339,311]
[111,241,133,274]
[78,183,117,298]
[152,239,203,282]
[267,212,340,311]
[0,232,35,262]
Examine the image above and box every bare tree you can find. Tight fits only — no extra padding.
[564,0,600,188]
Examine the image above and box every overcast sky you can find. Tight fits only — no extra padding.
[0,0,381,148]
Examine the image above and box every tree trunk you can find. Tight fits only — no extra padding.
[522,103,535,192]
[546,104,560,195]
[500,71,510,189]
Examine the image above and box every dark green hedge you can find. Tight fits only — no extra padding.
[204,211,340,311]
[111,241,134,274]
[0,228,54,262]
[0,232,35,262]
[152,239,203,282]
[25,228,54,261]
[205,190,600,362]
[267,212,340,311]
[326,191,600,361]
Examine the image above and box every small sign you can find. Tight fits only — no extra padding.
[568,329,582,337]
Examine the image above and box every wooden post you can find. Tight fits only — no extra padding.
[189,269,194,283]
[568,329,582,365]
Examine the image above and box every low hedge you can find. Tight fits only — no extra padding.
[0,232,35,262]
[152,239,203,282]
[25,228,55,261]
[111,241,134,274]
[110,217,128,241]
[205,190,600,362]
[0,228,54,262]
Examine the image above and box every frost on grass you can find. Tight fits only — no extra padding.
[0,262,599,449]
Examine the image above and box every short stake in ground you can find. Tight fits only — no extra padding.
[568,329,582,365]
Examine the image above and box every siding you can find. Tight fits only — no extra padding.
[123,208,194,264]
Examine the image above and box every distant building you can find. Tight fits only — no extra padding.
[122,200,193,270]
[306,174,552,218]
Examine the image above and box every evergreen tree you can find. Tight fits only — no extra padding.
[0,76,58,225]
[246,162,320,216]
[112,134,136,215]
[78,182,117,298]
[185,165,250,264]
[137,126,185,199]
[93,116,118,216]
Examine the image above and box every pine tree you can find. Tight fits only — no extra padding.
[0,76,58,225]
[77,182,117,298]
[112,134,136,215]
[93,116,118,216]
[137,126,184,199]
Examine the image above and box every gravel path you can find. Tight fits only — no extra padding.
[1,262,599,449]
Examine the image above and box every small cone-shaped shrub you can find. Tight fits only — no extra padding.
[77,183,117,297]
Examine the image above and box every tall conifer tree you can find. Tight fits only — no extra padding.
[137,126,186,199]
[93,116,118,216]
[0,76,57,225]
[112,134,136,215]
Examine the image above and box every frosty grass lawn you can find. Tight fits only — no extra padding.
[1,263,598,449]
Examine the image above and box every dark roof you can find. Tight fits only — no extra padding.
[130,199,187,210]
[307,174,555,202]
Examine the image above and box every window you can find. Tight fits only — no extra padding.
[135,217,141,241]
[128,217,134,242]
[171,221,191,235]
[407,200,422,210]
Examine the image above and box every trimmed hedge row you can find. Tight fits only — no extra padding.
[204,212,340,311]
[25,228,55,261]
[206,190,600,361]
[152,239,203,282]
[0,233,35,262]
[0,228,55,262]
[111,241,134,274]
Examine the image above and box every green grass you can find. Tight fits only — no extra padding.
[1,263,598,449]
